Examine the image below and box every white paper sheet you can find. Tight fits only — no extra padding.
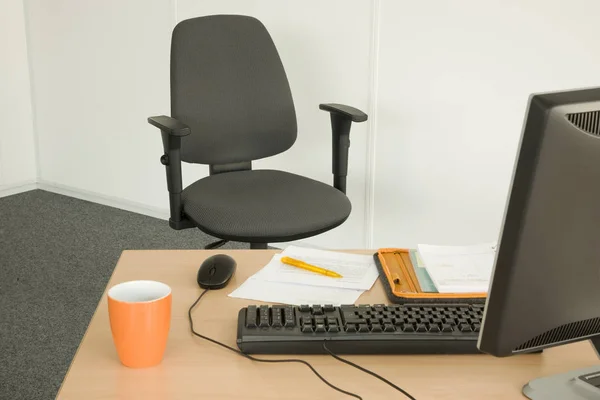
[261,246,379,291]
[416,242,496,293]
[228,268,363,305]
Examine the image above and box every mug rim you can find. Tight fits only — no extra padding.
[107,280,171,304]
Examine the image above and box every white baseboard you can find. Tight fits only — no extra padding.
[0,180,38,198]
[37,180,170,220]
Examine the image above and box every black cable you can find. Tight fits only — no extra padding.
[322,342,417,400]
[188,290,362,400]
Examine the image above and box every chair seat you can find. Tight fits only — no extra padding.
[181,170,351,242]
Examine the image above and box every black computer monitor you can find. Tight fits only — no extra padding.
[478,87,600,399]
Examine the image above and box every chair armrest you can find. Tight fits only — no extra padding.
[147,115,191,136]
[147,115,194,230]
[319,103,368,193]
[319,103,368,123]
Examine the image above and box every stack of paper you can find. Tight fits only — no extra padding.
[408,250,438,293]
[229,246,379,305]
[416,242,497,293]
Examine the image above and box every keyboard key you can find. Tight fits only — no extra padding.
[246,306,258,328]
[402,324,415,332]
[358,324,370,333]
[272,319,283,328]
[371,324,383,333]
[393,318,404,326]
[301,325,313,333]
[315,324,326,333]
[327,317,338,326]
[246,320,258,328]
[460,324,472,332]
[284,319,296,328]
[259,319,270,328]
[324,304,335,312]
[416,324,427,332]
[407,318,417,325]
[429,325,441,333]
[315,316,325,325]
[299,304,311,312]
[312,305,324,315]
[284,307,296,327]
[345,318,367,325]
[302,316,312,325]
[328,324,340,333]
[342,312,357,321]
[259,305,269,326]
[441,324,453,332]
[384,324,395,332]
[346,324,357,333]
[272,309,282,327]
[382,318,392,325]
[473,324,481,332]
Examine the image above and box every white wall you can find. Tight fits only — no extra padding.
[371,0,600,248]
[0,0,37,191]
[21,0,600,248]
[24,0,173,215]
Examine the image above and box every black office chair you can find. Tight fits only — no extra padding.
[148,15,367,249]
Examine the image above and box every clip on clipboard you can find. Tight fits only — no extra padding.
[373,248,487,305]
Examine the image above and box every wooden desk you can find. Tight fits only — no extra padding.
[57,250,598,399]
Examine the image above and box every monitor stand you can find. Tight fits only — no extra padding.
[523,337,600,399]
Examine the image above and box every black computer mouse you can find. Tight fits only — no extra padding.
[197,254,237,290]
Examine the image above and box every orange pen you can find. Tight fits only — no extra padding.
[280,256,343,278]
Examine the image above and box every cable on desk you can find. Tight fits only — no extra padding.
[188,289,362,400]
[322,342,417,400]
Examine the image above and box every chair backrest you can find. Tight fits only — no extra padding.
[170,15,297,165]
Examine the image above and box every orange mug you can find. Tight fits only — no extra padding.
[107,280,172,368]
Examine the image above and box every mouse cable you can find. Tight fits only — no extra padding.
[322,342,417,400]
[188,289,362,400]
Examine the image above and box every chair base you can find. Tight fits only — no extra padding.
[204,239,229,249]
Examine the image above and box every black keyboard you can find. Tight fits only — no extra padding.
[236,303,485,354]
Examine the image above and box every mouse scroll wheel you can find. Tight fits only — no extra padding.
[209,266,216,276]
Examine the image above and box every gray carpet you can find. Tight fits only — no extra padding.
[0,189,248,400]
